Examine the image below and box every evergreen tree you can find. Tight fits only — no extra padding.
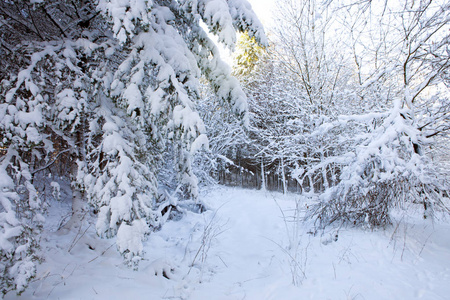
[0,0,266,293]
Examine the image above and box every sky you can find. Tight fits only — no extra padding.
[247,0,276,27]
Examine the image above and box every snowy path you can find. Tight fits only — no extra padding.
[188,188,450,300]
[186,188,293,299]
[6,187,450,299]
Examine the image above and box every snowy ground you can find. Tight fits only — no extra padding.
[6,187,450,299]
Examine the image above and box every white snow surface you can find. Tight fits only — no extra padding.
[6,187,450,299]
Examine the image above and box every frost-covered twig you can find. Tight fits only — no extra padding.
[418,232,433,256]
[270,194,308,285]
[68,222,91,253]
[188,204,229,276]
[45,264,78,299]
[263,236,307,285]
[88,243,115,263]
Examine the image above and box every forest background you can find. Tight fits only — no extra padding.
[0,0,449,296]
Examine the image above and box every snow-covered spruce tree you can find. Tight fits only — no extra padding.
[0,157,40,296]
[0,46,51,294]
[0,36,108,294]
[0,141,42,296]
[0,1,114,293]
[1,0,266,291]
[89,0,266,264]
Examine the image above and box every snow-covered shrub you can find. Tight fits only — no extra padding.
[272,0,450,229]
[302,100,449,229]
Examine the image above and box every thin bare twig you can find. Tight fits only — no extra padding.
[88,243,115,263]
[32,149,72,175]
